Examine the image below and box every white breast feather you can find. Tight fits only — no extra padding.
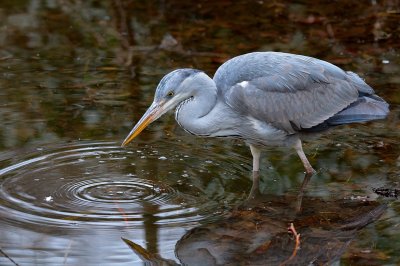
[248,116,285,141]
[238,81,249,88]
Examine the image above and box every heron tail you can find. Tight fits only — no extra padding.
[326,94,389,125]
[302,94,389,133]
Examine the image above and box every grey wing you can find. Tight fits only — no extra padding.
[222,55,362,133]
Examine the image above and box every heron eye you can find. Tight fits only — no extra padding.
[167,91,174,97]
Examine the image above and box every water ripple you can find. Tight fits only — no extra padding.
[0,141,245,229]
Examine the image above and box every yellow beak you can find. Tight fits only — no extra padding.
[121,102,164,147]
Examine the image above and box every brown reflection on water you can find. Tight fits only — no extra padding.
[125,174,387,265]
[0,0,399,265]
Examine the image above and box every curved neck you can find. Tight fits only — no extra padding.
[175,73,218,135]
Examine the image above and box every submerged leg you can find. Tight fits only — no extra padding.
[296,172,313,213]
[249,144,261,172]
[294,139,316,175]
[247,171,261,200]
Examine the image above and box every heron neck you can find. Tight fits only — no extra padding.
[175,76,218,136]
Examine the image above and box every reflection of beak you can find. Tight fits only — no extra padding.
[121,101,164,147]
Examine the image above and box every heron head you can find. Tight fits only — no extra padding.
[121,69,202,147]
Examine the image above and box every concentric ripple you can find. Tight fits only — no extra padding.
[0,141,246,228]
[73,178,175,203]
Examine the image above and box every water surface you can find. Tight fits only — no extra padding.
[0,1,399,265]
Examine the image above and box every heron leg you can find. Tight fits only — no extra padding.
[294,139,316,175]
[247,171,261,200]
[249,144,261,172]
[295,172,313,213]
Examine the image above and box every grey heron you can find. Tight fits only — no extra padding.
[121,52,389,175]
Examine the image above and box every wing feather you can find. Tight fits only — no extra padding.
[224,71,359,133]
[215,52,367,133]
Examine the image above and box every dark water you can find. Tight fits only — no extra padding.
[0,1,399,265]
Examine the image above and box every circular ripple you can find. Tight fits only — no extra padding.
[0,141,246,228]
[74,179,173,203]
